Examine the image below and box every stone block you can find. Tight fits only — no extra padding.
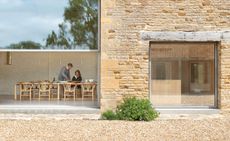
[202,0,211,6]
[222,31,230,42]
[100,99,117,112]
[101,78,119,89]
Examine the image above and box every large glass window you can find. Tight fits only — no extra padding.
[0,52,99,108]
[0,0,100,112]
[150,42,216,107]
[0,0,98,50]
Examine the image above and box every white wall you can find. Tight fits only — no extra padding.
[0,52,98,95]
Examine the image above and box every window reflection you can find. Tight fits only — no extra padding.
[151,43,215,106]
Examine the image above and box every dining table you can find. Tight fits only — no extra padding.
[14,81,97,100]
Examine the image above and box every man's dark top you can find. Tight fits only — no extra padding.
[58,66,70,81]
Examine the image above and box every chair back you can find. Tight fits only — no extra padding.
[50,83,58,89]
[81,83,96,92]
[39,82,50,91]
[32,83,39,89]
[63,83,76,91]
[20,82,32,91]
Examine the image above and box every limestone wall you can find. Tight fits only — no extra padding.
[101,0,230,111]
[219,42,230,109]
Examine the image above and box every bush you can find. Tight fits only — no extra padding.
[101,97,159,121]
[101,110,117,120]
[116,97,159,121]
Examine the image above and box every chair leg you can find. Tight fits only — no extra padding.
[39,91,40,101]
[64,92,65,101]
[91,92,93,101]
[50,90,53,99]
[20,92,22,101]
[30,91,32,101]
[74,92,75,101]
[80,88,84,103]
[49,91,50,101]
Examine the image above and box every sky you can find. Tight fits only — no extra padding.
[0,0,68,47]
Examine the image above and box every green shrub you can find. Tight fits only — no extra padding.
[101,110,117,120]
[116,97,159,121]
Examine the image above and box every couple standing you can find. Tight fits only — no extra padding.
[58,63,82,82]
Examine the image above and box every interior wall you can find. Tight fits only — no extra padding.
[0,52,98,95]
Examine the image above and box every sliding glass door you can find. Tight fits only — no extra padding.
[150,42,216,107]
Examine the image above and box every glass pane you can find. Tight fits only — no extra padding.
[0,0,98,50]
[0,52,99,107]
[151,43,215,106]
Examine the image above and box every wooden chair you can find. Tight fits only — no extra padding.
[19,82,32,101]
[63,83,76,101]
[74,83,82,98]
[75,88,81,98]
[39,82,51,100]
[81,83,96,101]
[50,83,58,99]
[31,83,39,99]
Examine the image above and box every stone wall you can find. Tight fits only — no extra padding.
[219,41,230,109]
[100,0,230,111]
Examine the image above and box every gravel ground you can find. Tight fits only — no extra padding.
[0,113,229,141]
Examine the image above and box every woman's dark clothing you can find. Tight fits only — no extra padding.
[72,76,82,82]
[72,76,82,89]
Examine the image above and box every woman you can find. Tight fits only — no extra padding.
[72,70,82,91]
[72,70,82,82]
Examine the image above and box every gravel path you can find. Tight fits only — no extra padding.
[0,113,229,141]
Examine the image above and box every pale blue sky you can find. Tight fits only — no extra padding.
[0,0,68,47]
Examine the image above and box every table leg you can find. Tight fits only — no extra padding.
[14,84,17,100]
[57,84,60,100]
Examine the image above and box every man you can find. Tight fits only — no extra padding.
[58,63,73,81]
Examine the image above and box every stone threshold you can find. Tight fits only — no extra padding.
[0,114,101,120]
[0,105,100,114]
[156,107,219,115]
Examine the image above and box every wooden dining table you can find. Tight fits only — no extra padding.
[14,81,97,100]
